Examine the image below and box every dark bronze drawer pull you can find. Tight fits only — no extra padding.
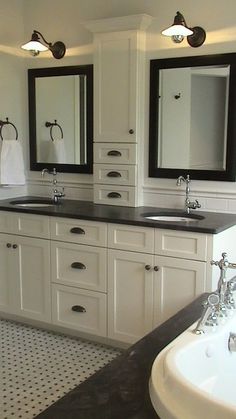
[71,305,86,313]
[70,227,85,235]
[107,150,122,157]
[71,262,86,270]
[107,192,121,199]
[107,171,122,178]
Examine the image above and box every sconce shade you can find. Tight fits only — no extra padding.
[162,12,193,37]
[161,11,206,48]
[21,30,66,59]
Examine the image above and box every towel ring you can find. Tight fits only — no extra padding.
[45,120,63,142]
[0,118,18,141]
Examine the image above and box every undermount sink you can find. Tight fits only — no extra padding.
[10,199,55,208]
[142,213,204,222]
[149,310,236,419]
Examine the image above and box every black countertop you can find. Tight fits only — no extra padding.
[35,294,206,419]
[0,196,236,233]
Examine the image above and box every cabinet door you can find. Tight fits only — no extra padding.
[108,249,154,344]
[94,31,138,143]
[153,255,206,327]
[0,234,16,313]
[14,235,51,322]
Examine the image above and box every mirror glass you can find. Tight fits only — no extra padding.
[28,65,93,173]
[149,53,236,181]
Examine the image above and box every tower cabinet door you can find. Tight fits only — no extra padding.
[94,31,139,143]
[108,249,154,344]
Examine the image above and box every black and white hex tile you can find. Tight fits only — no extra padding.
[0,319,122,419]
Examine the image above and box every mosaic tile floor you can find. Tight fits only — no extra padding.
[0,319,122,419]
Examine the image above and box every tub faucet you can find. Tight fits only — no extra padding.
[193,293,220,334]
[211,252,236,314]
[176,175,201,214]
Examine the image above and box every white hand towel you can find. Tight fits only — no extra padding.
[0,140,26,185]
[48,140,67,164]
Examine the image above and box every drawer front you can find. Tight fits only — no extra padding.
[51,241,107,292]
[94,164,137,186]
[50,217,107,246]
[94,143,137,164]
[94,185,137,207]
[52,284,107,337]
[108,223,154,253]
[0,211,50,238]
[155,229,208,261]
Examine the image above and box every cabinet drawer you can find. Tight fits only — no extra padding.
[94,185,137,207]
[50,217,107,246]
[0,211,50,239]
[94,164,137,186]
[51,241,107,292]
[94,143,137,164]
[108,223,154,253]
[52,284,107,337]
[155,229,208,261]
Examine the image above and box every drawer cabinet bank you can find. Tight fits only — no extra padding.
[0,198,236,346]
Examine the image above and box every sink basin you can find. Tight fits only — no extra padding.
[149,310,236,419]
[142,213,204,222]
[10,199,55,208]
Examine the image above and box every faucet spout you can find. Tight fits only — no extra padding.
[176,174,201,214]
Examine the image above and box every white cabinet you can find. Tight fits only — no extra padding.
[1,210,235,346]
[0,232,51,322]
[108,249,154,344]
[153,255,206,327]
[50,217,107,337]
[93,30,139,144]
[108,223,208,343]
[86,15,152,207]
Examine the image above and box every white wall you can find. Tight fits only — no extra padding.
[0,0,27,199]
[1,0,236,210]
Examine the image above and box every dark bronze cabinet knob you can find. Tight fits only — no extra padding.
[71,305,86,313]
[12,244,18,249]
[154,266,159,271]
[6,243,12,248]
[145,264,151,271]
[70,227,85,235]
[107,192,121,199]
[71,262,86,270]
[129,129,134,134]
[107,150,122,157]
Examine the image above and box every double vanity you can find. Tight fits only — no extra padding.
[1,197,236,418]
[1,196,236,348]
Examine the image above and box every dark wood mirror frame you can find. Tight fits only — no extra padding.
[149,53,236,181]
[28,65,93,174]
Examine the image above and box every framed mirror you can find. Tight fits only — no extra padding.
[28,65,93,173]
[149,53,236,181]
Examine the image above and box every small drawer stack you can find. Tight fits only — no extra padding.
[93,142,138,206]
[50,217,107,337]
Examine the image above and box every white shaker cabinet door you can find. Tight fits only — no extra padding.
[108,249,154,344]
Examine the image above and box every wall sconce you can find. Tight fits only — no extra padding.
[162,11,206,48]
[21,30,66,59]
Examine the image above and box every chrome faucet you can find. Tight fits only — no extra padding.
[211,252,236,314]
[41,167,65,204]
[176,174,201,214]
[193,293,220,334]
[194,253,236,334]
